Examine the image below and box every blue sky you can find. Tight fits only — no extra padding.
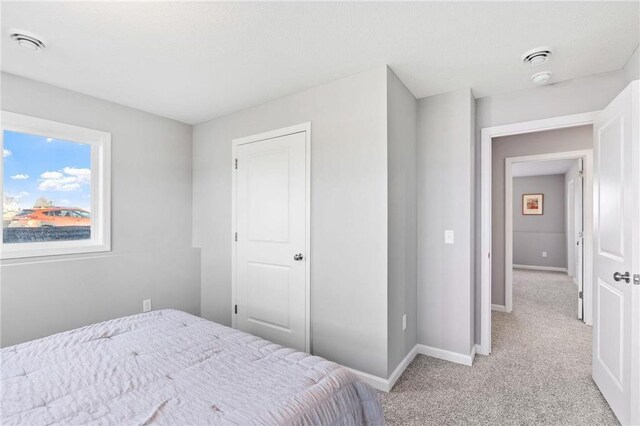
[3,130,92,211]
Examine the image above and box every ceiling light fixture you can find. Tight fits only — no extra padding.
[531,71,552,85]
[521,46,553,66]
[9,30,46,52]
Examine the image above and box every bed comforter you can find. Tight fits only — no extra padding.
[0,309,383,425]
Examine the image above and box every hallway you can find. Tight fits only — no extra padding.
[380,269,617,425]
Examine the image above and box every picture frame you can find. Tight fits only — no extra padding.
[522,193,543,215]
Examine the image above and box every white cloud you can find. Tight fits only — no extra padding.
[39,177,80,191]
[46,138,53,143]
[10,173,29,180]
[62,167,91,183]
[3,148,11,158]
[38,167,91,192]
[61,183,81,191]
[41,171,63,179]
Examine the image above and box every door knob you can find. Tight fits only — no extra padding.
[613,271,630,283]
[294,253,304,261]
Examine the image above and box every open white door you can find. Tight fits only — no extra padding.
[592,81,640,425]
[576,158,584,320]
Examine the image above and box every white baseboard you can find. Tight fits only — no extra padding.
[387,345,418,390]
[346,345,418,392]
[346,343,474,392]
[491,304,507,312]
[475,343,488,356]
[346,367,390,392]
[416,344,475,366]
[513,264,567,272]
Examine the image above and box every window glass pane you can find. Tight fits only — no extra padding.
[2,130,92,243]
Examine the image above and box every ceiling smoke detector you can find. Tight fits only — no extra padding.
[521,46,553,66]
[531,71,552,85]
[9,30,46,52]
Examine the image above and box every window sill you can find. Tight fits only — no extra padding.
[0,241,111,259]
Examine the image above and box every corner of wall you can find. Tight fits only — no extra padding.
[416,88,475,358]
[385,67,418,377]
[623,44,640,83]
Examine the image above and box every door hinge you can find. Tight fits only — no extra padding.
[579,291,583,299]
[235,232,237,242]
[235,158,238,169]
[234,304,238,314]
[578,170,584,178]
[634,274,640,286]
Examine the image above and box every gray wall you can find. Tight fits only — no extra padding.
[0,72,200,347]
[491,127,591,306]
[386,68,417,375]
[512,174,566,269]
[192,67,390,378]
[417,89,474,356]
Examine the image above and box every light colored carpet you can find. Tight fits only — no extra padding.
[379,269,618,425]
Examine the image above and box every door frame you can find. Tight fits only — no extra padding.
[479,111,598,355]
[230,122,312,353]
[504,149,593,317]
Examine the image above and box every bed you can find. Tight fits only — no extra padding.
[0,309,383,425]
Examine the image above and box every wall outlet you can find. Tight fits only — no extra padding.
[444,230,454,244]
[542,251,547,258]
[143,299,152,313]
[402,314,407,331]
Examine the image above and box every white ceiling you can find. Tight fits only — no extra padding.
[1,2,638,124]
[512,159,577,178]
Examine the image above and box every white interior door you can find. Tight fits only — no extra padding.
[576,158,584,320]
[234,130,308,352]
[592,81,640,426]
[568,178,576,279]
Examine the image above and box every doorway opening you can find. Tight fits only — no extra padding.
[505,151,593,321]
[479,82,639,425]
[479,112,597,356]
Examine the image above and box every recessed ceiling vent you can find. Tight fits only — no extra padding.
[9,30,46,52]
[521,46,553,66]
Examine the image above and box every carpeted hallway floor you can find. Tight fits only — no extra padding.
[379,269,618,425]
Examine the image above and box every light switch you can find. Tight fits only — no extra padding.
[542,251,547,258]
[444,230,454,244]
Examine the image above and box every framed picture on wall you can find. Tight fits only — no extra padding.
[522,193,544,215]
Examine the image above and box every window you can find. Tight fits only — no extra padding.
[1,112,110,258]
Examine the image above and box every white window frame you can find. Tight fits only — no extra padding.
[0,111,111,259]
